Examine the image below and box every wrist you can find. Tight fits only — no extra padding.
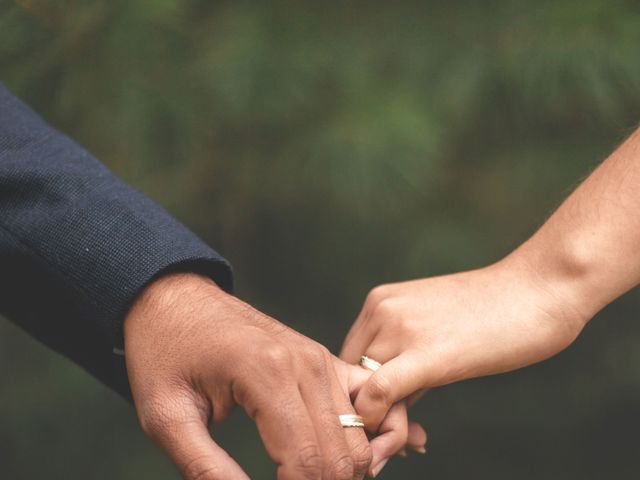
[493,247,596,336]
[124,272,223,341]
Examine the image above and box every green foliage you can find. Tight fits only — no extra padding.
[1,1,640,478]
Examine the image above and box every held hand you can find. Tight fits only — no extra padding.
[125,273,375,480]
[341,258,590,433]
[335,362,427,477]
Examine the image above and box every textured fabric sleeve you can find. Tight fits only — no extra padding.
[0,84,233,399]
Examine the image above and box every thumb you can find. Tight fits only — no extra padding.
[143,399,249,480]
[354,351,427,432]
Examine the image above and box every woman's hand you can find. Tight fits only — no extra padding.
[341,256,592,434]
[342,122,640,476]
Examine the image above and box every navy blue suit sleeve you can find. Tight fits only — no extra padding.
[0,84,233,399]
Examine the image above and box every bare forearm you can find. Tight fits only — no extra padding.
[342,126,640,420]
[508,126,640,322]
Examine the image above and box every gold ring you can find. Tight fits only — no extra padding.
[359,355,382,372]
[339,414,364,428]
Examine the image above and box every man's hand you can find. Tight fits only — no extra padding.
[124,273,374,480]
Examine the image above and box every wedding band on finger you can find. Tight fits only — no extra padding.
[339,414,365,428]
[359,355,382,372]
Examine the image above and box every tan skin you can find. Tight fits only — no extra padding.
[124,273,426,480]
[341,126,640,474]
[124,127,640,477]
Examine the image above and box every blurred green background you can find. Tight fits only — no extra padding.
[2,0,640,478]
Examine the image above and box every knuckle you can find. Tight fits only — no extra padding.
[138,402,174,439]
[368,284,390,302]
[351,442,373,475]
[294,444,323,479]
[191,470,218,480]
[184,456,220,480]
[371,297,399,320]
[365,285,389,307]
[138,396,201,441]
[303,345,331,375]
[328,455,355,480]
[366,373,393,408]
[397,313,417,332]
[261,343,293,369]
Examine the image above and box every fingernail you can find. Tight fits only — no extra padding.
[370,458,389,477]
[397,448,407,457]
[410,445,427,455]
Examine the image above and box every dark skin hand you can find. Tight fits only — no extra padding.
[124,273,424,479]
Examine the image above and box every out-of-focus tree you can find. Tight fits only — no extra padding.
[1,1,640,478]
